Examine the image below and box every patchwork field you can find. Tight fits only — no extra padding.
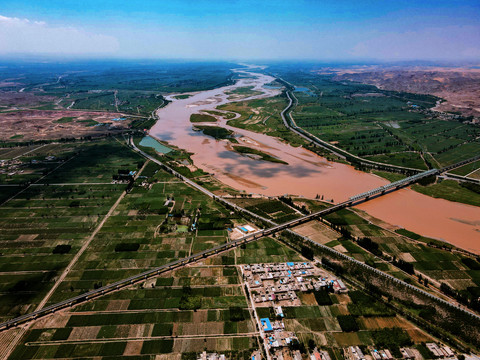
[272,69,480,169]
[0,110,132,141]
[0,138,143,321]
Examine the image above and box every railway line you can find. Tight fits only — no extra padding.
[0,135,476,331]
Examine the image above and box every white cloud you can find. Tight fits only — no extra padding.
[350,25,480,61]
[0,14,119,56]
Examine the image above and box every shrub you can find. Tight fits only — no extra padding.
[69,200,80,207]
[337,315,359,332]
[461,257,480,270]
[53,244,71,254]
[314,290,333,306]
[229,307,246,322]
[179,286,202,310]
[115,243,140,252]
[372,328,412,348]
[357,237,382,257]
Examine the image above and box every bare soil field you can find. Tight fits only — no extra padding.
[0,110,131,141]
[330,66,480,118]
[0,91,57,108]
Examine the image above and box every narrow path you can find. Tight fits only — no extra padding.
[241,265,272,360]
[0,153,79,207]
[12,144,49,160]
[28,332,261,346]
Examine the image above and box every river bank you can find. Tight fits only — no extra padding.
[151,69,480,253]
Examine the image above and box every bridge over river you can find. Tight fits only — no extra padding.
[1,140,477,332]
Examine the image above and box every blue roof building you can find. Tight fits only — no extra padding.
[260,318,273,332]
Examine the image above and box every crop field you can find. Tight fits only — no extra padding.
[0,62,237,142]
[292,199,480,299]
[5,184,476,358]
[2,139,143,185]
[226,86,263,101]
[231,198,301,223]
[449,159,480,177]
[8,250,263,359]
[0,138,148,319]
[1,61,235,95]
[273,70,480,169]
[44,172,241,305]
[412,180,480,207]
[280,289,430,356]
[218,96,309,148]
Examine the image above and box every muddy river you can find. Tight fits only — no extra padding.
[151,69,480,254]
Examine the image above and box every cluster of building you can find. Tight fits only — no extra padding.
[310,348,332,360]
[1,155,61,176]
[343,344,458,360]
[426,343,456,359]
[0,158,23,176]
[197,352,225,360]
[243,262,347,306]
[272,349,302,360]
[400,348,417,359]
[260,317,297,350]
[242,262,350,360]
[344,346,366,360]
[409,102,479,125]
[228,224,258,240]
[370,348,394,360]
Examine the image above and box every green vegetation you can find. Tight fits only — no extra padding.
[173,94,192,99]
[337,315,359,332]
[233,145,288,164]
[371,328,412,348]
[204,110,236,119]
[179,286,202,310]
[2,63,480,357]
[9,134,24,139]
[55,117,75,123]
[450,160,480,176]
[372,170,406,182]
[114,243,140,252]
[226,86,263,99]
[195,125,237,142]
[236,198,300,224]
[271,68,480,169]
[190,113,217,123]
[52,244,72,254]
[77,119,98,127]
[412,179,480,207]
[313,290,333,306]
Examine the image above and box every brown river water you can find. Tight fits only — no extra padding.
[151,70,480,254]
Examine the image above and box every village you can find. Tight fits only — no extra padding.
[195,261,464,360]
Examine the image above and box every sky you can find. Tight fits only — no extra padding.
[0,0,479,61]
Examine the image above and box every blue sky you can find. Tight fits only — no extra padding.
[0,0,479,61]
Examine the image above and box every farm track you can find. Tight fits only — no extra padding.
[1,162,148,359]
[2,113,478,340]
[2,75,480,356]
[27,332,261,347]
[0,153,80,207]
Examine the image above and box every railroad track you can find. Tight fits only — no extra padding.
[0,136,475,331]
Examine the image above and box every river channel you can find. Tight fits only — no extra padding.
[150,70,480,254]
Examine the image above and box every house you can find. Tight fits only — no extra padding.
[260,318,273,332]
[400,348,416,359]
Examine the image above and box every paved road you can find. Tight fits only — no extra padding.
[277,78,424,173]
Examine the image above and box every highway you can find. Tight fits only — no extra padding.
[277,78,426,174]
[0,136,476,331]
